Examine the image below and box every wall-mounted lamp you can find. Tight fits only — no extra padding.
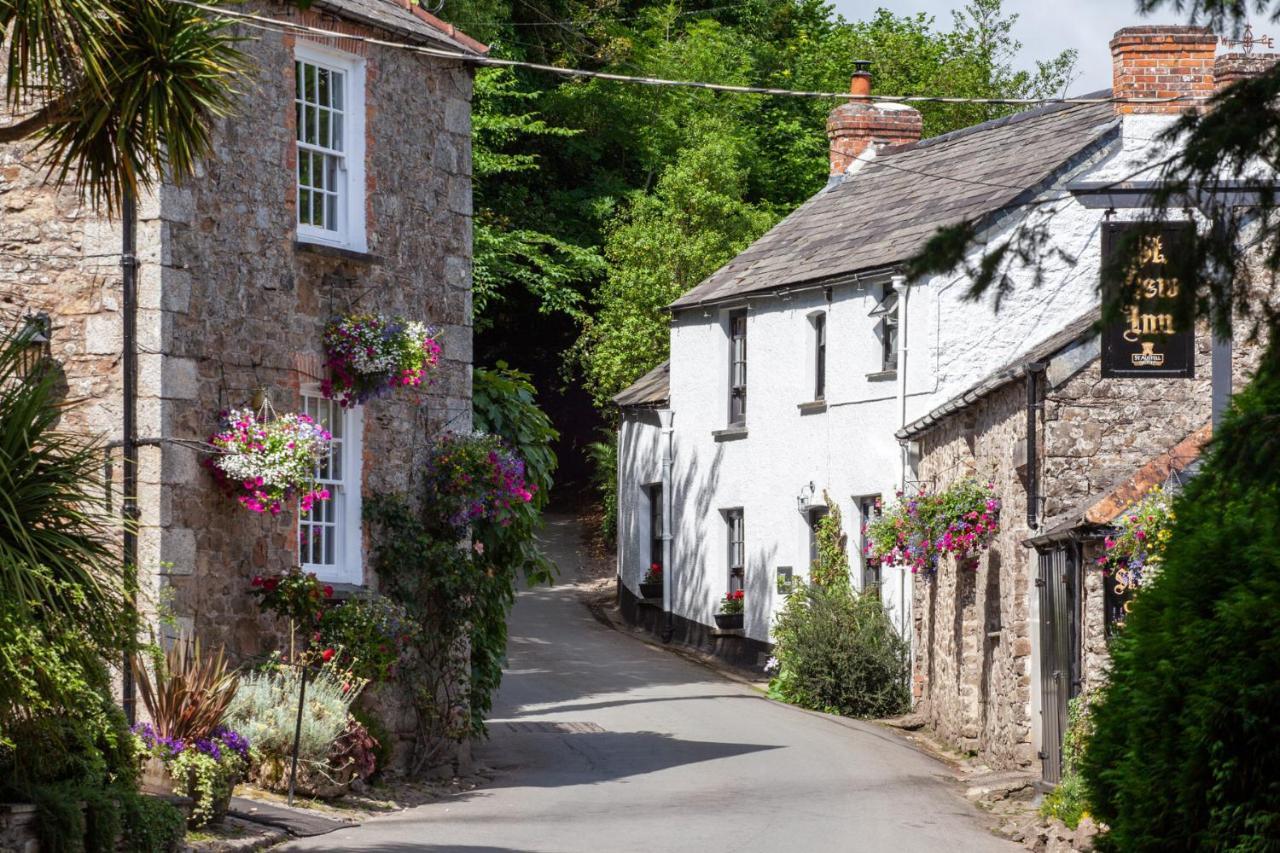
[796,480,817,512]
[18,313,50,378]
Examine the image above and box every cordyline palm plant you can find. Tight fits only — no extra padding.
[0,0,247,213]
[134,635,238,741]
[0,326,131,729]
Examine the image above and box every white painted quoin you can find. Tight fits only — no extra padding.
[615,26,1262,659]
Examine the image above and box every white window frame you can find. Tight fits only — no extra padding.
[297,388,364,584]
[294,41,367,253]
[726,508,745,593]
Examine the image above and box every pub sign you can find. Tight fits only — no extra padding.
[1100,221,1196,379]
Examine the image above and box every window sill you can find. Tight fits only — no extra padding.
[322,582,367,601]
[294,239,381,265]
[713,426,748,442]
[866,369,898,382]
[797,400,827,415]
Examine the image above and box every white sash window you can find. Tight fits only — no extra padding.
[298,392,363,584]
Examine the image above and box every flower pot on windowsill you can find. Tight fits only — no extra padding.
[714,612,743,630]
[639,581,663,599]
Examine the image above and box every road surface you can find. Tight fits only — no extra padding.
[284,514,1017,852]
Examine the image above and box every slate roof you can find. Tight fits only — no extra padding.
[613,361,670,408]
[313,0,487,54]
[670,98,1119,310]
[896,310,1102,441]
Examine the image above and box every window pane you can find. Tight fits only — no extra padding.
[332,113,343,152]
[306,103,317,145]
[305,64,316,104]
[298,189,311,225]
[318,108,330,149]
[312,189,324,229]
[317,68,330,107]
[326,192,338,234]
[332,71,344,110]
[295,60,303,101]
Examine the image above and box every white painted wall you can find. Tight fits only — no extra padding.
[617,111,1182,654]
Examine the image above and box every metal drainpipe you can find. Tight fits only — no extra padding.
[658,408,675,643]
[121,188,140,725]
[1026,362,1046,531]
[892,273,909,490]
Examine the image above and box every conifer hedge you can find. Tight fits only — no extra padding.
[1082,347,1280,850]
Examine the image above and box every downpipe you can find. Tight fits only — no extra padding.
[121,188,140,725]
[659,409,675,643]
[1026,362,1046,531]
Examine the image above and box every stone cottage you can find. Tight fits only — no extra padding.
[0,0,483,764]
[895,31,1276,781]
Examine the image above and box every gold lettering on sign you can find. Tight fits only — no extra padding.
[1123,306,1176,342]
[1137,234,1167,265]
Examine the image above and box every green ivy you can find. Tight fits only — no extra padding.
[809,497,850,589]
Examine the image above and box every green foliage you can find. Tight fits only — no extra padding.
[0,329,132,731]
[586,432,619,543]
[163,745,243,828]
[575,128,777,408]
[809,498,849,588]
[319,596,419,683]
[473,364,559,510]
[1041,695,1095,830]
[768,584,911,718]
[1082,347,1280,851]
[0,0,247,212]
[225,665,355,766]
[132,635,238,743]
[118,793,185,853]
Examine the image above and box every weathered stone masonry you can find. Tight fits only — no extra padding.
[1,0,476,767]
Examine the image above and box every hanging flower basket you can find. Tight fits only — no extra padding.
[322,313,442,407]
[864,479,1001,576]
[206,408,332,515]
[640,563,663,599]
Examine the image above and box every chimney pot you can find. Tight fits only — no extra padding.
[827,62,921,178]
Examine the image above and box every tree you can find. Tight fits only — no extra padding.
[1,0,245,212]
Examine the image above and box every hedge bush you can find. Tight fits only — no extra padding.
[1082,345,1280,851]
[768,584,911,718]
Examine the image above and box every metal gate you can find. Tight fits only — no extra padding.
[1037,544,1081,784]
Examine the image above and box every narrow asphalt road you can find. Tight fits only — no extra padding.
[285,515,1018,852]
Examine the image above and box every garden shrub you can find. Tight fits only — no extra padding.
[1082,345,1280,851]
[319,595,419,683]
[225,664,354,765]
[350,705,394,783]
[768,585,911,718]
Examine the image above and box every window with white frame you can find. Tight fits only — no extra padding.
[813,312,827,400]
[728,311,747,425]
[857,494,881,596]
[295,43,366,251]
[298,391,364,584]
[726,508,745,592]
[869,287,899,373]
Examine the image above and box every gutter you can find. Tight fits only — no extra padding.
[668,266,898,316]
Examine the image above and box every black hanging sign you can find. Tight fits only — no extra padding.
[1100,221,1196,379]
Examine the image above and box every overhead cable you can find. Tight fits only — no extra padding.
[166,0,1209,107]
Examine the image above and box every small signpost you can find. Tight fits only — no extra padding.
[1100,221,1196,379]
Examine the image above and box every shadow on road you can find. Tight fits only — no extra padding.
[479,728,782,789]
[295,845,539,853]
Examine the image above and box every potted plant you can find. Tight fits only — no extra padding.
[714,590,744,630]
[133,723,250,827]
[640,563,663,599]
[322,313,442,407]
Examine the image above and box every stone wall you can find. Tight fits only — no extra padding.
[1,2,475,770]
[911,314,1267,770]
[913,381,1037,768]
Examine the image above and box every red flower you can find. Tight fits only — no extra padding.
[321,648,335,663]
[250,576,263,588]
[650,563,661,572]
[323,585,334,598]
[263,578,278,592]
[733,590,744,600]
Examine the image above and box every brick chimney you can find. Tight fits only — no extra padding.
[1110,26,1217,114]
[826,61,922,178]
[1214,51,1280,92]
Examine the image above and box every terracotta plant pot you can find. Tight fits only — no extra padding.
[639,581,663,599]
[714,612,743,630]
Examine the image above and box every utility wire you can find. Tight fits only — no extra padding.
[168,0,1210,107]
